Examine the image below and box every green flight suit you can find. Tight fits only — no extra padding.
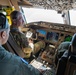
[10,26,28,49]
[0,46,42,75]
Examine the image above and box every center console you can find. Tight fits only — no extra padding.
[30,58,56,75]
[41,44,55,64]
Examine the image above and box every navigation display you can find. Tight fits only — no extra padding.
[46,32,59,42]
[37,29,47,35]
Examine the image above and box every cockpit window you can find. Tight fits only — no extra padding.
[22,7,76,26]
[69,10,76,26]
[22,7,64,24]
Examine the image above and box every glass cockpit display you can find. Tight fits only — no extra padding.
[46,32,59,42]
[37,29,47,36]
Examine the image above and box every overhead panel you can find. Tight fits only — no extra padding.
[27,0,76,11]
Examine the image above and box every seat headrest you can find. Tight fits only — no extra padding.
[70,33,76,54]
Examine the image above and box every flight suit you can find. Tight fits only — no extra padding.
[10,27,28,49]
[10,27,33,58]
[0,46,42,75]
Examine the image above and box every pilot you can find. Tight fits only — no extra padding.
[10,10,32,58]
[0,13,43,75]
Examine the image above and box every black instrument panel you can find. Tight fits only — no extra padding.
[36,29,72,45]
[36,29,59,44]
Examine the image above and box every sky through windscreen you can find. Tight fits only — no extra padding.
[22,7,64,24]
[22,7,76,26]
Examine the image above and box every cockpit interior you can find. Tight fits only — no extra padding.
[0,0,76,75]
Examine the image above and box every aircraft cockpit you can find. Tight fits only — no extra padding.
[1,0,76,75]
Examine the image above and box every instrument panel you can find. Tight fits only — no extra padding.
[36,29,59,44]
[22,21,74,64]
[24,21,75,43]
